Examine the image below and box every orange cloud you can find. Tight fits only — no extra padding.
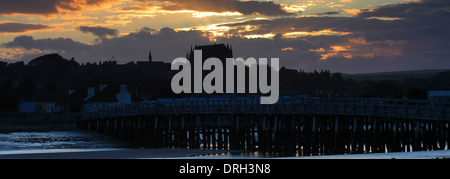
[311,37,404,60]
[0,47,55,60]
[282,47,294,51]
[314,45,354,60]
[342,8,374,16]
[347,37,370,45]
[284,29,352,38]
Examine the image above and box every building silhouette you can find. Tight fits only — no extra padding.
[187,44,233,63]
[136,49,171,72]
[185,44,234,95]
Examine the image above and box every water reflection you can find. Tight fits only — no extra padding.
[0,131,124,151]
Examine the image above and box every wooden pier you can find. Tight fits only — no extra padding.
[78,98,450,156]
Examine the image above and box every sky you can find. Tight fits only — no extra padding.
[0,0,449,74]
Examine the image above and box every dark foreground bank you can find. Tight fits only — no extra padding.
[0,148,234,159]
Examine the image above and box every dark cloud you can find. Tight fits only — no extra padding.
[135,0,295,16]
[317,11,340,16]
[0,22,51,33]
[1,27,210,64]
[3,35,89,51]
[0,0,59,15]
[221,16,401,36]
[234,0,294,16]
[0,0,116,16]
[78,26,119,38]
[354,0,450,54]
[221,0,449,39]
[358,0,450,20]
[214,0,450,72]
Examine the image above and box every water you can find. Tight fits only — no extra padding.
[0,130,126,151]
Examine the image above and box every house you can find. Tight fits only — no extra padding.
[83,84,139,112]
[64,84,109,112]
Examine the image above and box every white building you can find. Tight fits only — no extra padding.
[83,84,134,112]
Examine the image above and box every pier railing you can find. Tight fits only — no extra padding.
[81,98,450,121]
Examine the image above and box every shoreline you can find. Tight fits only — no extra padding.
[0,148,234,159]
[0,147,448,159]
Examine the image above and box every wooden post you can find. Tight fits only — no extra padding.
[261,115,266,153]
[446,122,450,151]
[87,120,92,130]
[441,122,446,150]
[273,115,279,154]
[223,118,229,150]
[181,115,186,148]
[297,117,304,156]
[189,115,196,149]
[351,118,358,153]
[153,116,160,148]
[96,119,100,132]
[212,116,217,150]
[235,115,240,150]
[286,116,295,155]
[303,117,312,156]
[431,120,438,150]
[114,118,118,137]
[217,116,222,150]
[312,116,319,155]
[334,116,342,154]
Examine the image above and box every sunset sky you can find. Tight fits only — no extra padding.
[1,0,449,73]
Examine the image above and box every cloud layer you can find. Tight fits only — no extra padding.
[0,22,51,33]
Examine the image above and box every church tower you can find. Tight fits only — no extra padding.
[148,49,152,63]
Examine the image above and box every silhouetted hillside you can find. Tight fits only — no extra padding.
[0,53,173,106]
[342,69,448,81]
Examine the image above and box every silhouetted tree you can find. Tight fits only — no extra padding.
[0,94,19,113]
[406,88,428,100]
